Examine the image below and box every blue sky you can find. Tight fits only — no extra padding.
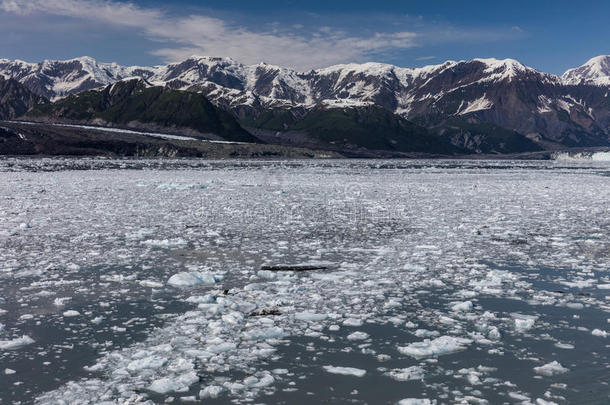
[0,0,608,74]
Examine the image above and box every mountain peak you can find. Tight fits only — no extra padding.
[562,55,610,86]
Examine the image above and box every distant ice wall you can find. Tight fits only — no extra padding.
[552,151,610,161]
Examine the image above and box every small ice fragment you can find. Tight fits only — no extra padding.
[322,365,366,377]
[90,316,104,325]
[127,356,168,372]
[347,331,369,341]
[414,329,440,338]
[536,399,559,405]
[294,312,327,321]
[385,366,425,381]
[512,313,537,332]
[63,310,80,317]
[4,368,16,375]
[398,399,435,405]
[199,385,226,399]
[398,336,472,359]
[533,361,569,376]
[53,297,71,307]
[591,329,607,337]
[19,223,31,229]
[139,280,164,288]
[0,336,35,350]
[343,318,363,327]
[148,371,198,394]
[243,327,285,341]
[450,301,473,312]
[167,272,219,287]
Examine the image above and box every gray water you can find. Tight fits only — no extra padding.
[0,157,609,404]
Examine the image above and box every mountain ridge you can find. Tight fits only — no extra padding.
[1,54,610,155]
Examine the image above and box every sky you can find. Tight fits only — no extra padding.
[0,0,608,74]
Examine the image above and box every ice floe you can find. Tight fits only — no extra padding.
[398,336,472,359]
[533,361,569,376]
[0,335,35,350]
[322,365,366,377]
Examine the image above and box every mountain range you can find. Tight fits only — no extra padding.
[0,54,609,156]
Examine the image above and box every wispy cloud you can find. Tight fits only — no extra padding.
[0,0,419,70]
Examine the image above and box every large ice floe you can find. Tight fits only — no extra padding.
[0,158,610,404]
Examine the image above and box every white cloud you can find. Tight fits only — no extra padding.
[0,0,419,70]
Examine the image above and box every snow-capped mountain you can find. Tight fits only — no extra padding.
[1,55,610,149]
[562,55,610,86]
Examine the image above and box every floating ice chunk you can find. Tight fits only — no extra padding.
[5,368,16,375]
[343,318,363,327]
[90,316,104,325]
[509,392,531,401]
[243,373,275,388]
[127,356,168,372]
[167,272,220,287]
[511,313,537,332]
[322,365,366,377]
[385,366,425,381]
[414,329,440,338]
[208,342,237,354]
[125,228,155,240]
[66,263,81,271]
[294,312,327,322]
[243,327,285,341]
[19,223,31,229]
[533,361,569,376]
[141,238,188,248]
[0,335,34,350]
[560,279,596,288]
[487,326,501,340]
[398,336,472,359]
[186,295,215,304]
[199,385,226,399]
[329,325,340,331]
[591,329,607,337]
[597,284,610,290]
[148,371,198,394]
[257,270,278,280]
[62,310,81,317]
[565,302,584,310]
[451,301,473,312]
[347,331,369,341]
[139,280,164,288]
[536,399,559,405]
[53,297,71,307]
[398,399,435,405]
[554,342,575,349]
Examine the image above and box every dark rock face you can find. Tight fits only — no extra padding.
[0,78,47,119]
[24,79,259,143]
